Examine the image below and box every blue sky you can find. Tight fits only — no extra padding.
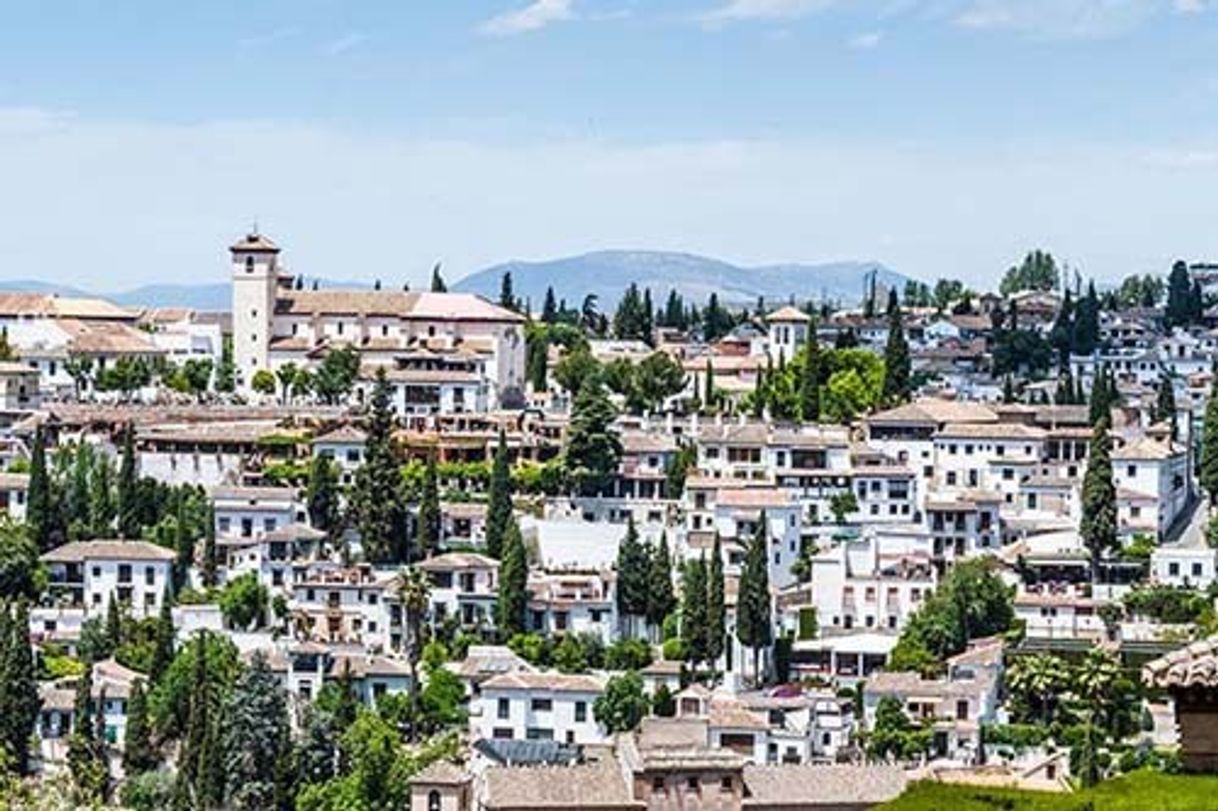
[2,0,1218,292]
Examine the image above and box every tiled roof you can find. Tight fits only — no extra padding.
[936,422,1046,440]
[41,540,176,563]
[766,305,811,323]
[229,232,280,252]
[480,671,605,693]
[1144,637,1218,688]
[741,764,908,807]
[416,551,498,571]
[0,293,134,321]
[716,488,792,508]
[276,290,524,323]
[483,761,640,809]
[313,424,367,444]
[868,399,998,426]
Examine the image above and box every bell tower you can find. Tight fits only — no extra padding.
[230,231,281,390]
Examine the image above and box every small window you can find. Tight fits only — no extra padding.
[428,790,442,811]
[687,777,699,792]
[720,776,733,792]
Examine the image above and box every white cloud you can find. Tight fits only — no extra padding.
[1,107,1217,293]
[325,32,369,55]
[952,0,1163,39]
[848,30,884,48]
[699,0,834,24]
[479,0,575,36]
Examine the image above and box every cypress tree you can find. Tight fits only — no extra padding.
[1002,375,1016,404]
[351,368,408,564]
[499,271,516,311]
[494,519,528,637]
[881,290,911,405]
[1166,260,1192,329]
[123,679,157,776]
[614,517,649,638]
[0,601,40,775]
[565,378,622,497]
[89,452,115,539]
[26,428,50,550]
[706,535,726,675]
[681,555,709,670]
[485,429,513,560]
[223,651,291,811]
[199,707,225,810]
[417,452,442,556]
[542,287,558,324]
[68,665,107,802]
[1088,367,1111,425]
[645,533,676,631]
[173,495,193,593]
[799,332,821,421]
[305,455,341,542]
[430,263,447,293]
[175,632,210,810]
[736,515,773,685]
[1155,375,1178,440]
[104,593,123,651]
[68,443,93,538]
[1201,377,1218,506]
[702,358,715,411]
[201,503,218,589]
[1080,419,1118,583]
[117,422,139,540]
[150,592,175,685]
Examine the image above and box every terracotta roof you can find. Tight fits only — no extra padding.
[41,540,175,563]
[716,488,792,508]
[1113,436,1176,461]
[766,305,811,323]
[868,399,998,426]
[416,551,499,571]
[58,319,161,355]
[742,764,908,807]
[936,422,1046,440]
[1144,636,1218,688]
[276,289,523,323]
[412,761,469,786]
[481,671,605,693]
[313,424,367,444]
[0,293,134,321]
[483,762,640,809]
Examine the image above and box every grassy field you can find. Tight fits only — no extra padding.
[879,771,1218,811]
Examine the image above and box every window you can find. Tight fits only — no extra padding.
[118,564,132,584]
[1194,563,1204,577]
[1127,465,1137,478]
[428,789,442,811]
[530,698,553,712]
[575,701,587,722]
[219,517,231,533]
[92,566,102,579]
[721,777,733,792]
[145,566,155,586]
[497,698,510,719]
[652,777,666,793]
[687,777,699,792]
[1169,562,1180,576]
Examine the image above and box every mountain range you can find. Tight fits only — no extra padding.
[454,251,912,310]
[0,250,912,312]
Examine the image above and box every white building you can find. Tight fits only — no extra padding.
[416,552,499,629]
[229,232,526,410]
[41,540,175,619]
[472,671,607,745]
[765,306,811,364]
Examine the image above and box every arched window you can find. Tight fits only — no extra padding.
[428,789,442,811]
[245,256,255,273]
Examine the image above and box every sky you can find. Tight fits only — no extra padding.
[3,0,1218,293]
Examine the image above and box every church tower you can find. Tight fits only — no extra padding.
[230,231,281,390]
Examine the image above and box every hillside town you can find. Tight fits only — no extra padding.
[2,236,1218,810]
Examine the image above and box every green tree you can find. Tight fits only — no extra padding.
[495,518,528,637]
[0,601,40,775]
[799,331,821,421]
[706,534,726,673]
[173,632,213,809]
[633,352,686,413]
[215,336,235,393]
[553,346,601,395]
[89,451,116,538]
[430,262,447,293]
[351,368,408,564]
[564,378,622,496]
[645,533,677,631]
[117,423,140,540]
[396,566,431,742]
[0,525,45,600]
[200,504,218,589]
[680,555,709,669]
[867,696,929,761]
[1155,374,1178,440]
[311,346,360,404]
[251,369,276,398]
[881,290,910,404]
[26,429,51,550]
[149,593,175,685]
[615,518,649,637]
[593,671,649,733]
[305,455,342,543]
[417,452,442,556]
[67,665,108,803]
[736,517,773,685]
[1166,259,1193,329]
[1081,418,1118,582]
[1005,653,1071,725]
[1204,378,1218,506]
[485,430,513,559]
[172,495,193,592]
[223,651,292,810]
[499,271,517,311]
[123,679,158,776]
[218,572,268,631]
[1000,250,1060,296]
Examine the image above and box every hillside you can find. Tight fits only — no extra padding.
[453,250,912,310]
[881,772,1218,811]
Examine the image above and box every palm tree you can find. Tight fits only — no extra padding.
[276,362,299,406]
[1006,653,1069,725]
[581,294,599,333]
[398,566,431,741]
[1073,647,1133,738]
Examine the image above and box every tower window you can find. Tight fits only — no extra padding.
[245,256,254,273]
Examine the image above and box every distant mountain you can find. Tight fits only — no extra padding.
[111,283,232,310]
[0,279,93,298]
[454,250,913,310]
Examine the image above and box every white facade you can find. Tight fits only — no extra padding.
[472,672,606,745]
[41,541,175,619]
